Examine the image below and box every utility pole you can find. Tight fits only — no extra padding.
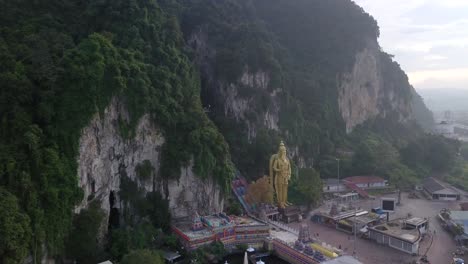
[332,158,341,207]
[336,158,340,191]
[353,206,357,256]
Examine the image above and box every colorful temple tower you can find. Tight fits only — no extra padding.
[298,223,311,243]
[191,211,204,231]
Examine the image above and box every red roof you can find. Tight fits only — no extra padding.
[460,202,468,211]
[343,176,385,184]
[343,181,369,198]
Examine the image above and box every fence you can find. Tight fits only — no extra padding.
[268,219,299,236]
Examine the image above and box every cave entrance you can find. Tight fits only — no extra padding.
[91,179,96,194]
[108,191,120,231]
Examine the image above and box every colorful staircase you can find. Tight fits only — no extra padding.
[231,170,253,215]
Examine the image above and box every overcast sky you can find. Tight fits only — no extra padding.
[353,0,468,90]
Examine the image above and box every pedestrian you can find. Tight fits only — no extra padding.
[339,244,342,250]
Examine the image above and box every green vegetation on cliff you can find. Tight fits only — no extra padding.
[0,0,232,262]
[180,1,438,192]
[411,87,435,132]
[121,249,165,264]
[0,0,444,263]
[65,202,105,264]
[179,0,427,179]
[0,188,32,264]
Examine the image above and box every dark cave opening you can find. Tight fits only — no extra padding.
[108,191,119,231]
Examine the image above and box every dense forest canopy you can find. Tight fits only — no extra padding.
[0,0,441,263]
[0,0,232,262]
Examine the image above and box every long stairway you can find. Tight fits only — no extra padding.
[231,171,302,239]
[231,170,253,215]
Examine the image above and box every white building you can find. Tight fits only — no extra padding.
[323,178,346,193]
[423,178,460,201]
[369,218,427,254]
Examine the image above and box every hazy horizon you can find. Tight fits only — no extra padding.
[354,0,468,90]
[417,87,468,113]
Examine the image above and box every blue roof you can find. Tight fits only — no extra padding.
[375,209,385,215]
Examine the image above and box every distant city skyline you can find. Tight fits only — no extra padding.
[354,0,468,90]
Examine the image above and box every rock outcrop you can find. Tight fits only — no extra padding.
[339,40,412,133]
[220,70,280,140]
[75,97,224,223]
[189,31,280,141]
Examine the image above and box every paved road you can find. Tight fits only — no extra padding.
[395,193,459,264]
[290,221,419,264]
[293,192,462,264]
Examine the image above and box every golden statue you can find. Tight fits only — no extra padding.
[269,141,291,209]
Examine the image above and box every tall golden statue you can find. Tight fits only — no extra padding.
[269,141,292,209]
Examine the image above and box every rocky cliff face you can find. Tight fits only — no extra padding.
[222,70,280,140]
[75,98,224,222]
[189,31,280,142]
[338,40,412,133]
[181,1,421,178]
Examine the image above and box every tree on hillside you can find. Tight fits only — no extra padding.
[401,135,459,173]
[226,200,243,216]
[352,136,399,175]
[65,201,105,264]
[142,191,171,231]
[245,176,274,205]
[0,188,32,264]
[387,163,418,190]
[295,168,322,209]
[121,249,164,264]
[109,222,160,261]
[425,136,459,172]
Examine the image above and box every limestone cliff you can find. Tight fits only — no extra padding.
[0,1,437,261]
[338,40,412,133]
[180,0,427,178]
[75,98,224,222]
[190,31,280,141]
[220,70,280,140]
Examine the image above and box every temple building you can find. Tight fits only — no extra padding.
[312,206,382,235]
[171,212,270,251]
[368,218,428,254]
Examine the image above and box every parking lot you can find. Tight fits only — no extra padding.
[290,191,463,264]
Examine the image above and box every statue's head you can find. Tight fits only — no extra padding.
[278,141,287,158]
